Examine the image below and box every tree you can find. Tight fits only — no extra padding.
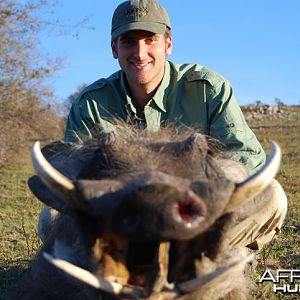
[0,0,91,166]
[64,83,88,112]
[274,97,285,107]
[0,0,91,103]
[0,1,57,100]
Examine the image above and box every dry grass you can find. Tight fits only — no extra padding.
[0,167,43,298]
[247,106,300,299]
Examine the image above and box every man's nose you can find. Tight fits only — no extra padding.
[132,40,147,59]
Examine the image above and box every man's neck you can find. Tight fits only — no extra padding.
[128,84,158,115]
[125,68,165,115]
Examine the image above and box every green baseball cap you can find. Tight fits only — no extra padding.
[111,0,171,41]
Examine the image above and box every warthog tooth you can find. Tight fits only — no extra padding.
[177,254,254,293]
[151,242,171,293]
[43,252,123,294]
[226,142,281,211]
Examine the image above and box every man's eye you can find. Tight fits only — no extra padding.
[145,37,157,44]
[121,39,134,46]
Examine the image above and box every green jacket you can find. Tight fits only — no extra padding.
[65,61,266,173]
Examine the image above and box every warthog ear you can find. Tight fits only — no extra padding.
[28,175,70,214]
[177,133,208,156]
[152,132,209,157]
[40,141,98,178]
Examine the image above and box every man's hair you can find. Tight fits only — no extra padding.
[164,28,172,40]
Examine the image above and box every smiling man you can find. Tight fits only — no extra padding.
[61,0,287,252]
[65,0,265,173]
[65,0,266,173]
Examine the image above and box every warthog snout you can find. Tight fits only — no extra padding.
[111,180,207,240]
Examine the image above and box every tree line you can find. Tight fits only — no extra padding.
[0,0,89,167]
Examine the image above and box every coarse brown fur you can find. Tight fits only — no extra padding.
[5,123,255,300]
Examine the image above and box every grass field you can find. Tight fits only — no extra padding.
[0,106,299,299]
[246,106,300,299]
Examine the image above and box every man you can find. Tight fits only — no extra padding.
[43,0,286,252]
[65,0,266,173]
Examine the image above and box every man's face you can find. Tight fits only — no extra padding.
[111,30,172,90]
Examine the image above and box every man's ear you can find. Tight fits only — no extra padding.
[165,36,173,56]
[111,41,118,59]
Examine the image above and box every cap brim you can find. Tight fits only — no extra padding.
[111,22,166,41]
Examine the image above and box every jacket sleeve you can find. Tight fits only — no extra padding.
[64,93,96,143]
[208,78,266,174]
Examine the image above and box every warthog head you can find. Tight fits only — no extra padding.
[12,125,281,299]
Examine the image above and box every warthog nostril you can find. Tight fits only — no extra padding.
[175,198,206,225]
[177,201,196,222]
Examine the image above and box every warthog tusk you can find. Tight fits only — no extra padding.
[30,141,94,212]
[32,141,75,195]
[43,252,123,294]
[178,254,254,293]
[226,142,281,211]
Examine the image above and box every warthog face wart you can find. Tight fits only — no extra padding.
[9,125,281,300]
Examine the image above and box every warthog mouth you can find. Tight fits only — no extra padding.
[127,241,163,283]
[44,237,253,299]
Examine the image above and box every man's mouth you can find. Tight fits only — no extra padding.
[130,61,152,70]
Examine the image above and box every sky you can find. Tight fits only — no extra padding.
[39,0,300,106]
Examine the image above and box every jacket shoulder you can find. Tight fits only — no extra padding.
[170,62,226,90]
[79,71,122,97]
[185,66,226,89]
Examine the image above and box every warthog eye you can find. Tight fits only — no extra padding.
[122,215,139,231]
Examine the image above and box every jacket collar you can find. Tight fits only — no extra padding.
[120,61,171,113]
